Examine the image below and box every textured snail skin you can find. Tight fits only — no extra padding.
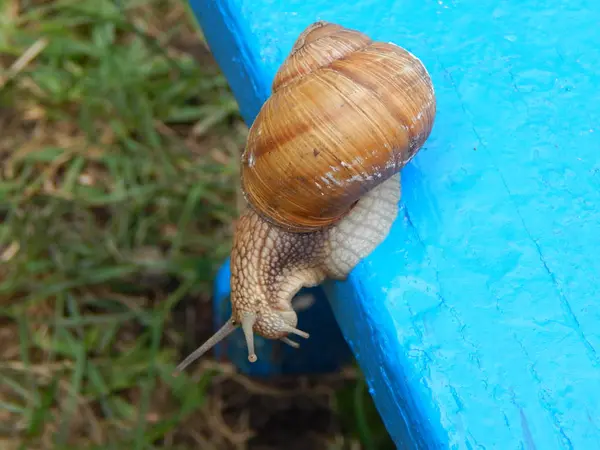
[230,173,401,340]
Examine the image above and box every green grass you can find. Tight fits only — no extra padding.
[0,1,396,449]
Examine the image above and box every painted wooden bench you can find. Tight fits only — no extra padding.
[188,0,600,448]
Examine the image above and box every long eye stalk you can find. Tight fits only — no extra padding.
[241,313,258,362]
[174,319,238,373]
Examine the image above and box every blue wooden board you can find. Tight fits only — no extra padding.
[189,0,600,448]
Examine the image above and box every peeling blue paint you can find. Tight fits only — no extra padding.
[189,0,600,448]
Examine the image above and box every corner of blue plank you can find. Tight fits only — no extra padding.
[187,0,271,123]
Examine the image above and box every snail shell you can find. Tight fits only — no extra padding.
[240,21,436,232]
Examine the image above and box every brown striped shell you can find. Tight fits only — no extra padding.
[240,21,436,232]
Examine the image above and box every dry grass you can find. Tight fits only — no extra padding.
[0,0,394,449]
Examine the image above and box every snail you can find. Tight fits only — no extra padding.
[175,20,436,370]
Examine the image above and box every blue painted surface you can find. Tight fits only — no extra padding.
[212,259,353,375]
[189,0,600,448]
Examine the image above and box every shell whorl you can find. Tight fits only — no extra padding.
[241,21,436,232]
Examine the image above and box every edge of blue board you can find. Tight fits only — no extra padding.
[189,0,600,448]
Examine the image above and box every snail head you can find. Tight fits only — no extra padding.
[174,302,309,373]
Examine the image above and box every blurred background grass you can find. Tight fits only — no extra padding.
[0,0,395,449]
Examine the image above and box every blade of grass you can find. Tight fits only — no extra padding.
[133,315,163,450]
[55,339,86,445]
[26,377,59,438]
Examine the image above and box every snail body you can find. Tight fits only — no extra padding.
[176,21,436,369]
